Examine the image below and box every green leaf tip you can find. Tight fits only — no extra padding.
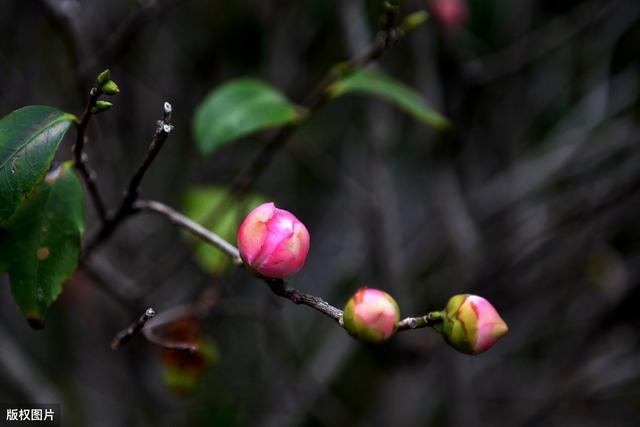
[96,69,111,86]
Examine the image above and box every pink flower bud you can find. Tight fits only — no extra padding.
[237,202,310,279]
[431,0,468,30]
[343,288,400,343]
[435,294,508,355]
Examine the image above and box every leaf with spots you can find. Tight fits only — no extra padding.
[0,162,84,328]
[0,105,76,223]
[192,79,303,157]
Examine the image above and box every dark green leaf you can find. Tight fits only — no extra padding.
[328,69,451,130]
[0,162,84,328]
[0,105,76,223]
[182,186,266,274]
[192,79,302,156]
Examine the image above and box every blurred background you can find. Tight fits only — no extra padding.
[1,0,640,425]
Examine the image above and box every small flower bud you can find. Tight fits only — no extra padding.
[343,288,400,343]
[237,202,310,279]
[435,294,508,355]
[96,69,111,86]
[90,100,113,113]
[101,80,120,95]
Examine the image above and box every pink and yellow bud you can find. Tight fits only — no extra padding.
[343,288,400,343]
[237,202,310,279]
[435,294,508,355]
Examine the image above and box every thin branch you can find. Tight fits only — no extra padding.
[72,87,108,222]
[84,102,174,254]
[264,278,344,326]
[397,312,442,331]
[134,199,243,265]
[110,308,156,350]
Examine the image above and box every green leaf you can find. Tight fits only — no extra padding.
[0,105,76,223]
[182,186,266,275]
[327,69,451,130]
[192,79,302,156]
[0,162,84,328]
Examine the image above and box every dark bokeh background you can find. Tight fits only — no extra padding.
[1,0,640,425]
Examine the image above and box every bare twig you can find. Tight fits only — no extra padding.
[72,87,108,222]
[84,102,174,253]
[264,278,344,326]
[134,199,243,265]
[110,308,156,350]
[397,312,442,331]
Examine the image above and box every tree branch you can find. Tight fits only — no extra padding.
[84,102,174,254]
[134,199,243,265]
[397,312,442,331]
[72,87,108,222]
[264,278,344,326]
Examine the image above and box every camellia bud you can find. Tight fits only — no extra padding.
[435,294,508,355]
[237,202,310,279]
[343,288,400,343]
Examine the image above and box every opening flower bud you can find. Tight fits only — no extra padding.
[343,288,400,343]
[237,202,310,279]
[435,294,508,355]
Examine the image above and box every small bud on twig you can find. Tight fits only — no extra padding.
[101,80,120,95]
[96,69,111,86]
[90,100,113,114]
[343,288,400,343]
